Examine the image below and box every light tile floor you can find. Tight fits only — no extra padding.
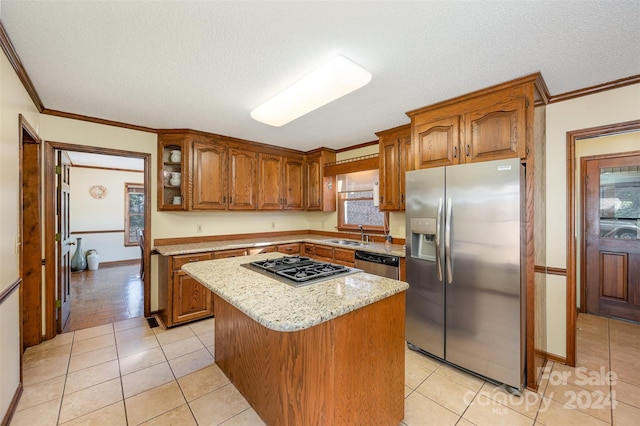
[11,313,639,425]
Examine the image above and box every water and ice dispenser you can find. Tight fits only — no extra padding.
[410,217,438,261]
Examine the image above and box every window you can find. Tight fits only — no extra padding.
[125,183,144,246]
[337,170,385,232]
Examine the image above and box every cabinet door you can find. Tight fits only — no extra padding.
[463,97,526,163]
[305,155,322,210]
[258,153,283,210]
[157,134,188,211]
[283,157,304,210]
[399,134,412,210]
[229,148,258,210]
[333,247,355,267]
[314,245,334,262]
[192,141,228,210]
[414,115,461,169]
[172,271,213,324]
[379,138,400,211]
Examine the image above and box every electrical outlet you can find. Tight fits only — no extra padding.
[321,220,325,228]
[271,221,276,229]
[196,224,203,233]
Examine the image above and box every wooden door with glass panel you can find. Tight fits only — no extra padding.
[584,153,640,322]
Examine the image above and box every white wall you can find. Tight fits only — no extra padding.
[0,49,40,420]
[69,167,144,263]
[545,83,640,357]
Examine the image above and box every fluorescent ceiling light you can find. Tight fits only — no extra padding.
[250,55,372,127]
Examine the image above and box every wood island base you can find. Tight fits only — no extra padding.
[214,292,406,425]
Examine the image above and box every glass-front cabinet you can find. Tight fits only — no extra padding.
[158,132,188,210]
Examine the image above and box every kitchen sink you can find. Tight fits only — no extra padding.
[325,239,369,247]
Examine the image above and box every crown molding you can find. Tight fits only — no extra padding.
[41,108,157,134]
[0,21,44,112]
[549,74,640,104]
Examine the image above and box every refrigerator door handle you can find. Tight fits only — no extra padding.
[445,197,453,284]
[435,197,443,282]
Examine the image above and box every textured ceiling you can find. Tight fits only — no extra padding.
[1,0,639,152]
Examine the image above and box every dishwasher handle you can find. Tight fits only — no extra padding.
[354,251,399,267]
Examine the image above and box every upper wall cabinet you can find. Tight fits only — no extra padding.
[229,148,258,211]
[257,153,305,211]
[192,137,227,210]
[158,132,190,211]
[158,130,318,212]
[305,149,336,212]
[407,76,541,170]
[377,124,411,211]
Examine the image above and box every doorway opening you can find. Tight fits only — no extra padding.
[44,141,151,339]
[566,119,640,366]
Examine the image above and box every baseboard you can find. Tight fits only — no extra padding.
[1,382,22,426]
[69,259,140,271]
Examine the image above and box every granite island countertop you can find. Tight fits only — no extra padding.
[181,252,409,332]
[153,233,405,258]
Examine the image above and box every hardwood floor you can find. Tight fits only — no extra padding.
[62,262,143,333]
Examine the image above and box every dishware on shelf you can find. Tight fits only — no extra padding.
[170,150,181,162]
[170,172,181,186]
[173,196,182,204]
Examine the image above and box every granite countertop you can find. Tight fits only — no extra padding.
[154,233,405,258]
[182,253,409,332]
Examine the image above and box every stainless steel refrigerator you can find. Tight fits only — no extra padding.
[405,158,525,390]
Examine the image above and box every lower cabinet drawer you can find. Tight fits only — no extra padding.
[278,243,300,255]
[213,248,248,259]
[173,252,213,269]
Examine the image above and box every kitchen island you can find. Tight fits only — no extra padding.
[182,253,409,425]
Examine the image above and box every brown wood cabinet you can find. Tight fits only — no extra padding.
[158,131,333,212]
[157,133,189,210]
[229,148,258,210]
[283,157,304,210]
[306,244,355,267]
[214,291,405,425]
[257,153,304,211]
[305,149,336,211]
[377,124,412,211]
[192,138,227,210]
[158,252,214,327]
[408,84,529,170]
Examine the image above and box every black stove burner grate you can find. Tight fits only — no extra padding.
[276,263,349,282]
[247,256,354,284]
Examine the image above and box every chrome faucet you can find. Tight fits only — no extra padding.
[359,225,365,242]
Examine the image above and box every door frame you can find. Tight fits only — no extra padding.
[44,141,151,339]
[19,115,42,348]
[566,119,640,366]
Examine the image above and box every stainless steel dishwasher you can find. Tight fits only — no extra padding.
[354,251,400,279]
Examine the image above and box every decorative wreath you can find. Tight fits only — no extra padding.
[89,185,108,199]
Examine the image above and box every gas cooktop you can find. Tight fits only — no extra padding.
[242,256,360,287]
